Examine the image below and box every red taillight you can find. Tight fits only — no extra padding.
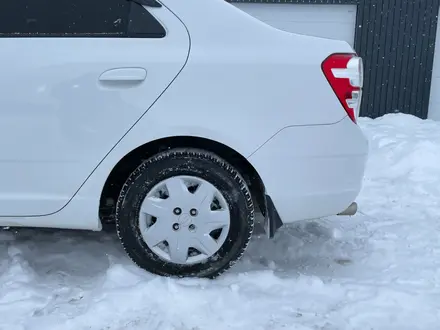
[321,53,363,124]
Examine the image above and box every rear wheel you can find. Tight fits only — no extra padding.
[115,148,255,278]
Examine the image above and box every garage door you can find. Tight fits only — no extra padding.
[232,3,357,47]
[428,12,440,120]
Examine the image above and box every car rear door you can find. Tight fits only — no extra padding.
[0,0,189,216]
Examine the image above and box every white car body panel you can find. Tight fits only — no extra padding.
[0,5,190,216]
[248,116,368,222]
[0,0,368,230]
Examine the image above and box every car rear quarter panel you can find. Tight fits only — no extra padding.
[154,0,357,157]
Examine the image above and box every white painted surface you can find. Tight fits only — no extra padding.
[0,6,190,216]
[0,0,367,235]
[249,116,367,222]
[233,3,357,47]
[428,8,440,120]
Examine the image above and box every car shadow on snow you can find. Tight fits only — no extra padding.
[0,213,371,282]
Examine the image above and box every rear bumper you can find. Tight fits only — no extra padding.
[248,116,368,225]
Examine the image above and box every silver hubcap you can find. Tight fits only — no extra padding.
[138,175,231,265]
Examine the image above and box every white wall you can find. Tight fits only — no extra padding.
[232,3,357,47]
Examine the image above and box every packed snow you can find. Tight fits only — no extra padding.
[1,113,440,330]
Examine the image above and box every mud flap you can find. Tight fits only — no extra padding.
[264,194,283,239]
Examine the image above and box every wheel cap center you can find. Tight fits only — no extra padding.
[177,213,192,227]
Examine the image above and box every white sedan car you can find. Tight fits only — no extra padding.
[0,0,368,278]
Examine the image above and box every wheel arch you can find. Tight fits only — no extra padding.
[99,135,267,226]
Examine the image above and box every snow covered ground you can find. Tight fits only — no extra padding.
[1,113,440,330]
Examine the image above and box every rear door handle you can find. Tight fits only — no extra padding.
[99,68,147,82]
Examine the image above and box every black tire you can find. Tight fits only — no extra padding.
[115,148,255,279]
